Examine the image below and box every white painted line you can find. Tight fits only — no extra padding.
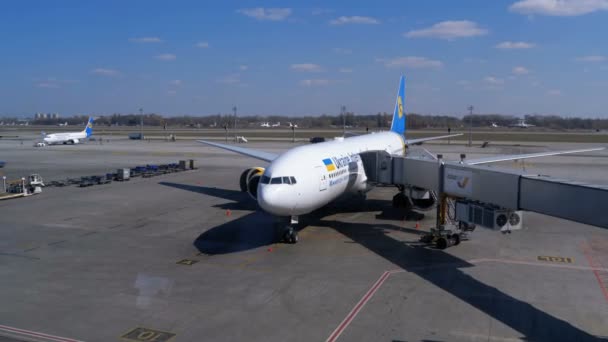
[325,271,391,342]
[0,324,83,342]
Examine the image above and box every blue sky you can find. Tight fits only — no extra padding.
[1,0,608,117]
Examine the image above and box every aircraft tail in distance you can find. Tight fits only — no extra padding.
[390,75,406,136]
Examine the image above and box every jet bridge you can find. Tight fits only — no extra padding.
[361,151,608,248]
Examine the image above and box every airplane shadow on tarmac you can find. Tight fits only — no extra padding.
[160,181,415,254]
[161,181,605,341]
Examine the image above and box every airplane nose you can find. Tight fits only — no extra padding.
[258,185,295,216]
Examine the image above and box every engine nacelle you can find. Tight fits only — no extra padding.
[407,187,437,211]
[71,138,80,144]
[239,167,265,200]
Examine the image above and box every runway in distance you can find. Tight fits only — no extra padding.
[199,76,603,243]
[42,117,94,145]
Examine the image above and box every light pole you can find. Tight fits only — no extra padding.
[341,105,346,136]
[467,105,474,147]
[139,108,143,140]
[2,176,5,193]
[233,106,237,142]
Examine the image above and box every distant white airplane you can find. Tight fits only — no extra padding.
[509,119,535,128]
[260,122,270,128]
[199,76,602,243]
[58,122,68,127]
[288,122,298,128]
[42,117,94,145]
[491,122,499,128]
[271,122,281,127]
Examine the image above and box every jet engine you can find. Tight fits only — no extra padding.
[239,167,265,200]
[407,186,437,211]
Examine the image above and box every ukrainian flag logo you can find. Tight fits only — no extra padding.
[323,158,336,171]
[398,96,403,119]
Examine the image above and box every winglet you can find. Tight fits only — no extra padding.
[390,75,406,137]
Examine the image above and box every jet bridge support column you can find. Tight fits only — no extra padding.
[419,155,464,249]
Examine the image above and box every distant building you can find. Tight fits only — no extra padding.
[51,113,59,119]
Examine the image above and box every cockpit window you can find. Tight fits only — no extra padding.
[261,175,270,184]
[282,177,291,184]
[290,176,297,184]
[270,177,282,184]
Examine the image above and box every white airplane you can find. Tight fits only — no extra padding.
[198,76,603,244]
[260,122,270,128]
[288,122,298,128]
[509,119,535,128]
[491,122,499,128]
[271,122,281,127]
[42,117,94,145]
[58,121,68,127]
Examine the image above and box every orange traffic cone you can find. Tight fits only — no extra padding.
[415,222,420,230]
[226,209,231,217]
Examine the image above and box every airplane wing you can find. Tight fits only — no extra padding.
[464,147,605,165]
[404,133,462,145]
[197,140,278,162]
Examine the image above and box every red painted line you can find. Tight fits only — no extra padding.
[581,244,608,303]
[0,324,83,342]
[326,271,391,342]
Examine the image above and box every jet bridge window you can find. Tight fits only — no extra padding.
[270,177,282,184]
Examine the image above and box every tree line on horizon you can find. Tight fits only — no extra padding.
[8,112,608,130]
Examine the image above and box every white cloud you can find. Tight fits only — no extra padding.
[496,41,536,49]
[237,8,292,21]
[547,89,562,96]
[339,68,353,73]
[37,82,59,88]
[576,55,606,62]
[91,68,120,76]
[300,79,331,86]
[312,8,333,16]
[405,20,488,40]
[239,65,248,71]
[329,16,380,25]
[377,56,443,69]
[155,53,176,61]
[196,41,209,48]
[169,80,182,86]
[333,47,352,54]
[484,76,505,85]
[512,66,530,75]
[290,63,323,72]
[217,74,241,84]
[129,37,163,43]
[510,0,608,16]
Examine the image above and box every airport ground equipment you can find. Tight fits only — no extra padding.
[117,168,130,181]
[361,151,608,249]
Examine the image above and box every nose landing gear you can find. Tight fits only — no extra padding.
[275,215,300,244]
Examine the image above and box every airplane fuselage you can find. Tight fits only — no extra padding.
[43,131,87,145]
[257,131,405,216]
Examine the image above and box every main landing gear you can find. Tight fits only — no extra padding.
[276,216,299,244]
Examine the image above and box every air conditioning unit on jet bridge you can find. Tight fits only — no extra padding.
[455,201,523,231]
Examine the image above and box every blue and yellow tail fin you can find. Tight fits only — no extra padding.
[83,117,94,137]
[390,75,406,136]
